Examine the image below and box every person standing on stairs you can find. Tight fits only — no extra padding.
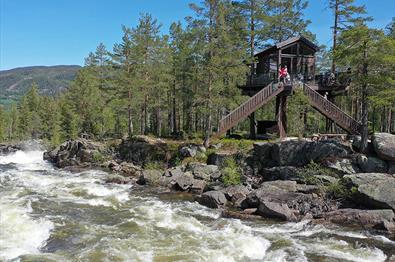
[278,65,288,83]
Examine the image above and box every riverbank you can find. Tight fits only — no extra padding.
[1,142,395,261]
[40,133,395,238]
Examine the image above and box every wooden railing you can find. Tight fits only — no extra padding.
[303,84,361,134]
[214,82,284,138]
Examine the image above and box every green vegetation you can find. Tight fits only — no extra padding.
[221,158,241,186]
[144,161,165,171]
[295,161,337,185]
[0,65,80,105]
[0,1,393,145]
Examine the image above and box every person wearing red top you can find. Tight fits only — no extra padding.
[278,65,288,83]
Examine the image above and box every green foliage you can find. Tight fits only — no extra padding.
[143,161,165,171]
[325,180,354,200]
[221,158,241,186]
[0,65,80,106]
[295,161,337,185]
[219,138,255,152]
[92,151,105,163]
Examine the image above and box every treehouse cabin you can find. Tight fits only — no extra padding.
[214,36,360,140]
[240,35,351,97]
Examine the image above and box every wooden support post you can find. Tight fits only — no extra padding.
[249,111,256,139]
[276,95,287,139]
[325,93,335,133]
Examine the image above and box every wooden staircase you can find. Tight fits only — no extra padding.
[303,84,362,135]
[214,82,284,138]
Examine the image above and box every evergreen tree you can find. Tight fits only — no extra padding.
[335,25,388,151]
[329,0,371,73]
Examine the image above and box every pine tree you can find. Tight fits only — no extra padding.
[265,0,312,43]
[329,0,371,73]
[335,25,387,152]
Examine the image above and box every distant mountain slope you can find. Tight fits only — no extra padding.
[0,65,81,105]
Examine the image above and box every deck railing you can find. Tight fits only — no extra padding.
[303,84,361,134]
[214,82,284,137]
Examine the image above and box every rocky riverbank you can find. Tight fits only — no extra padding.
[41,133,395,237]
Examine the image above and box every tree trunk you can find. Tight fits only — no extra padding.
[332,0,338,74]
[360,42,369,153]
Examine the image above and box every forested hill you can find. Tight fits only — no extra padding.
[0,65,81,105]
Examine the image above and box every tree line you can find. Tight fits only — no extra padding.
[0,0,394,149]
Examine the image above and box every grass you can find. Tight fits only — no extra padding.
[221,158,241,186]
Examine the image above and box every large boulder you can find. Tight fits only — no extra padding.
[372,133,395,161]
[342,173,395,210]
[222,185,251,207]
[43,139,107,168]
[356,155,388,173]
[243,180,335,220]
[118,136,175,166]
[251,140,351,169]
[195,191,227,209]
[186,162,222,181]
[0,144,21,155]
[324,209,395,234]
[179,144,206,158]
[323,158,359,174]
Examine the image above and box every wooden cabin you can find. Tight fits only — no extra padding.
[235,35,352,138]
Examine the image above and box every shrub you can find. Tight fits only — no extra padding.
[221,158,241,186]
[144,161,164,171]
[92,151,105,163]
[295,161,337,185]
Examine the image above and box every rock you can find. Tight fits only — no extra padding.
[352,136,374,153]
[260,166,300,181]
[179,144,206,158]
[173,172,195,191]
[222,185,250,207]
[258,200,297,221]
[118,136,174,166]
[105,174,131,184]
[164,165,185,178]
[137,170,164,186]
[356,154,388,173]
[259,180,298,193]
[117,162,142,177]
[44,139,107,168]
[342,173,395,210]
[296,184,321,194]
[389,162,395,174]
[207,152,237,168]
[313,175,338,185]
[251,140,351,170]
[244,180,336,220]
[324,209,395,234]
[372,133,395,161]
[195,191,227,209]
[0,144,22,155]
[186,162,221,181]
[323,158,358,174]
[221,210,261,220]
[190,179,207,194]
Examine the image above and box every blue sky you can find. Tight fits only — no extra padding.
[1,0,394,70]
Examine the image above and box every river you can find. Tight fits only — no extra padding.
[0,148,394,261]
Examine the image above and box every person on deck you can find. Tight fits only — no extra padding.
[278,65,288,83]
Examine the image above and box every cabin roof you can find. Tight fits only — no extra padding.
[254,36,319,57]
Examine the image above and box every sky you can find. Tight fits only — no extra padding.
[0,0,394,70]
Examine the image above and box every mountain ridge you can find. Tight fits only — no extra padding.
[0,65,81,106]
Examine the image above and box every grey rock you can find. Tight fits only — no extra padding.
[324,208,395,234]
[0,144,22,155]
[207,152,237,168]
[342,173,395,210]
[260,166,300,181]
[388,161,395,174]
[324,158,358,174]
[137,170,164,186]
[356,154,388,173]
[186,162,221,181]
[372,133,395,161]
[105,174,131,184]
[313,175,338,185]
[196,191,227,209]
[179,144,206,158]
[258,200,297,221]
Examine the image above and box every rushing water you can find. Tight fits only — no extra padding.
[0,148,394,262]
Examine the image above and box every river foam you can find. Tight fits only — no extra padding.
[0,147,394,261]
